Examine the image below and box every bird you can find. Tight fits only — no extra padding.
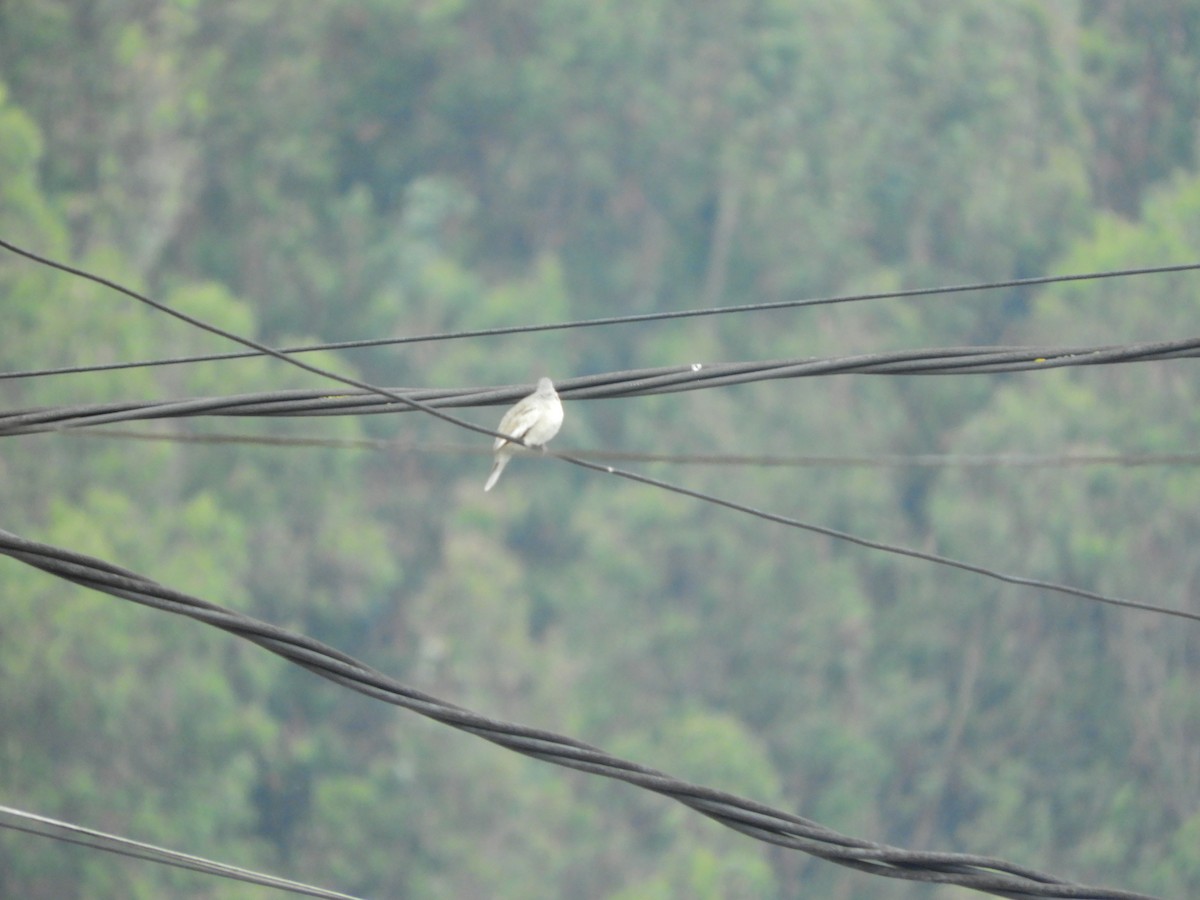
[483,377,564,491]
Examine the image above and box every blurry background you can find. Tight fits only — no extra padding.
[1,0,1199,896]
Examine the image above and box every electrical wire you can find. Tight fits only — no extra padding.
[2,257,1198,381]
[3,335,1200,435]
[549,449,1200,624]
[68,428,1200,468]
[0,528,1159,900]
[0,804,362,899]
[6,418,1195,623]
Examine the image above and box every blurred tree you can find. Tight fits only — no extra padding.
[924,171,1200,896]
[1081,0,1200,215]
[1,1,1199,896]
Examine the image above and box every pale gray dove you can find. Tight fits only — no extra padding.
[483,377,564,491]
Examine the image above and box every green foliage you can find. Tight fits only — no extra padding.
[924,171,1200,893]
[1080,1,1200,213]
[0,83,58,243]
[2,2,1200,897]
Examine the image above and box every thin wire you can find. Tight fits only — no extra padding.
[0,528,1159,900]
[67,429,1200,468]
[0,237,519,449]
[2,258,1198,381]
[13,429,1198,621]
[547,449,1200,625]
[0,240,1193,624]
[0,804,362,899]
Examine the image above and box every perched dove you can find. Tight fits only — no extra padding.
[483,377,564,492]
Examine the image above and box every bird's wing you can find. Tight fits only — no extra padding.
[492,399,539,450]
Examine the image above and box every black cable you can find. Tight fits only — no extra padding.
[3,336,1200,435]
[0,804,362,899]
[2,257,1198,381]
[0,528,1159,900]
[546,449,1200,624]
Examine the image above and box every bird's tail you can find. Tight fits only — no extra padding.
[483,455,509,492]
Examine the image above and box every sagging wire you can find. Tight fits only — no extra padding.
[2,405,1195,624]
[1,254,1197,381]
[0,528,1159,900]
[0,804,362,899]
